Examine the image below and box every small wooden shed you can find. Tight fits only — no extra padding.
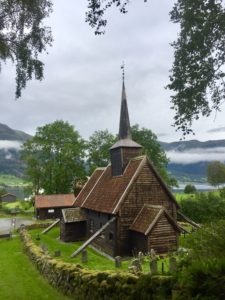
[35,194,75,219]
[130,205,181,254]
[60,208,86,242]
[1,193,16,203]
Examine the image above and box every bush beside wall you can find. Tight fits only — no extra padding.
[20,228,173,300]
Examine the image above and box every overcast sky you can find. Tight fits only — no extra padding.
[1,0,225,142]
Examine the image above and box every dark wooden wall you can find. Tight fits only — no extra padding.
[131,231,148,255]
[85,209,116,257]
[60,221,86,242]
[36,207,64,219]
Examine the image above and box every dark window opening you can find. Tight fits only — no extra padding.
[109,232,114,241]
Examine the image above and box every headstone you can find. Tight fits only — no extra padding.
[150,259,157,274]
[150,248,156,260]
[138,251,144,264]
[40,243,48,253]
[54,250,61,257]
[169,257,177,272]
[131,258,142,271]
[36,234,40,241]
[115,256,122,268]
[161,262,164,274]
[81,249,88,263]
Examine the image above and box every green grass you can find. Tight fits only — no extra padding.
[0,236,71,300]
[0,174,29,186]
[29,227,170,273]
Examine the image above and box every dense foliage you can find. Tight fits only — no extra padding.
[183,184,196,194]
[207,160,225,187]
[21,120,86,194]
[0,0,53,98]
[87,130,116,174]
[176,221,225,299]
[180,191,225,223]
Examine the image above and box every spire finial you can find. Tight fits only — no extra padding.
[121,61,125,83]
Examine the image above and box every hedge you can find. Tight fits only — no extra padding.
[20,228,174,300]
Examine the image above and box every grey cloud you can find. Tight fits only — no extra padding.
[207,127,225,133]
[0,141,22,149]
[167,147,225,164]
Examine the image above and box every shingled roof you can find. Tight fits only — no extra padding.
[130,205,181,235]
[62,207,86,223]
[35,194,75,208]
[74,155,178,214]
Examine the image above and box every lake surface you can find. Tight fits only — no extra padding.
[0,218,34,233]
[173,182,216,193]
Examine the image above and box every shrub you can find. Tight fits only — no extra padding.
[180,192,225,223]
[183,184,197,194]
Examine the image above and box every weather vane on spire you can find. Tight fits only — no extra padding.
[121,61,125,82]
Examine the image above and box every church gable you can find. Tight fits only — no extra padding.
[133,157,179,214]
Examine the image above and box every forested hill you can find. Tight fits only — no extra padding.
[0,123,31,141]
[0,124,32,177]
[160,139,225,182]
[160,139,225,151]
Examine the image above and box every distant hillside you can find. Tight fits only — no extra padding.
[0,123,31,141]
[160,139,225,151]
[160,139,225,182]
[0,124,32,177]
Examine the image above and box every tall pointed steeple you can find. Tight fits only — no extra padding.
[119,81,131,139]
[110,67,142,177]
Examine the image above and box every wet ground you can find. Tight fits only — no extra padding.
[0,218,34,233]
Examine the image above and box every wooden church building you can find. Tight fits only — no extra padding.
[60,79,181,257]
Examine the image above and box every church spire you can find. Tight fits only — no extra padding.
[109,65,142,177]
[119,76,131,139]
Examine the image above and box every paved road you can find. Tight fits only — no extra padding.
[0,218,34,233]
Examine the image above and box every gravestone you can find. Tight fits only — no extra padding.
[54,250,61,257]
[138,251,144,264]
[115,256,122,268]
[40,243,48,253]
[150,248,156,260]
[131,258,142,271]
[81,249,88,263]
[150,259,157,274]
[36,234,40,241]
[169,257,177,272]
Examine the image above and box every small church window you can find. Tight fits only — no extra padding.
[48,209,54,213]
[109,232,114,241]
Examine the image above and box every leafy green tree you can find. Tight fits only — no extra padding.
[183,184,197,194]
[131,124,177,187]
[86,0,225,135]
[21,120,86,194]
[207,161,225,188]
[87,130,116,174]
[0,0,53,98]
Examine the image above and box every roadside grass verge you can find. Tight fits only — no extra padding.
[29,227,170,273]
[0,236,71,300]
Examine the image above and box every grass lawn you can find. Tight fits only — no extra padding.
[0,174,29,186]
[0,236,71,300]
[29,227,170,273]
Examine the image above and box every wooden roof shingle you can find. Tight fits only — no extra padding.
[74,157,144,214]
[35,194,75,208]
[130,205,181,235]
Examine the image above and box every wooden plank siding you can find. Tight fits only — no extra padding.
[148,214,178,254]
[118,160,178,256]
